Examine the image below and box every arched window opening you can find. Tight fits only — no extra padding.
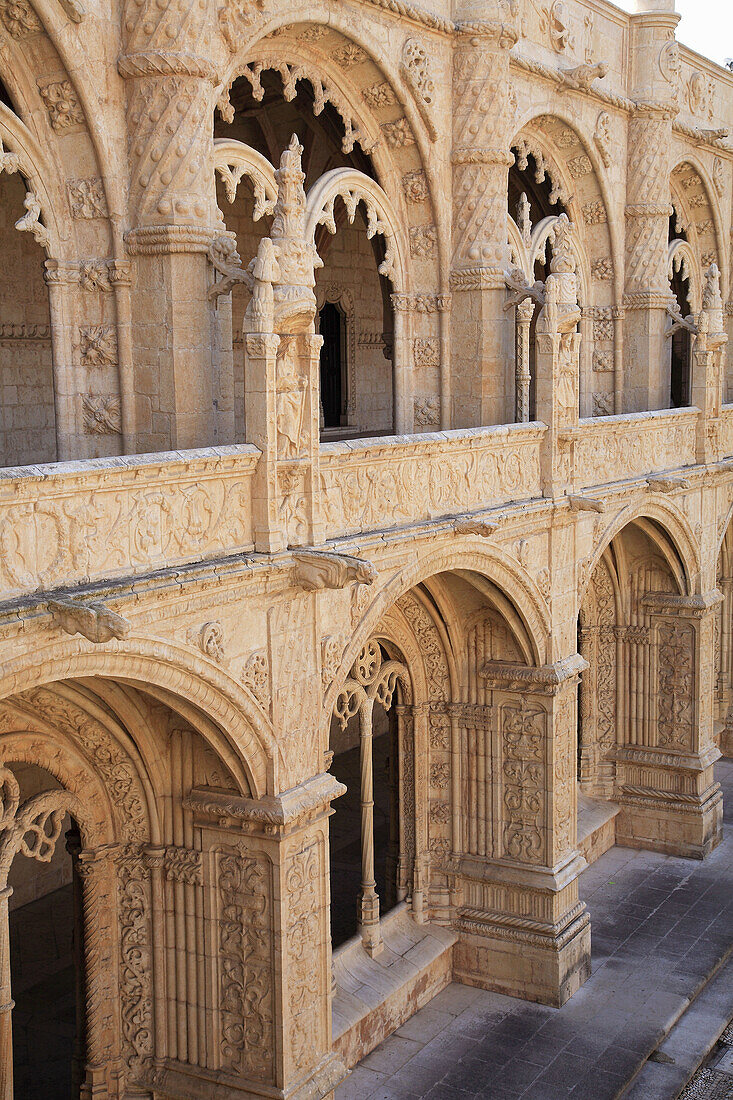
[670,260,692,408]
[0,169,55,467]
[318,301,346,430]
[508,150,569,423]
[5,764,80,1099]
[330,641,405,955]
[215,64,395,441]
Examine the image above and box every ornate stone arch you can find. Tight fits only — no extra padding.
[668,237,702,314]
[671,157,727,297]
[0,636,278,798]
[214,137,277,219]
[580,497,699,605]
[509,112,619,416]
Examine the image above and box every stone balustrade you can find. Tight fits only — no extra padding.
[0,446,259,600]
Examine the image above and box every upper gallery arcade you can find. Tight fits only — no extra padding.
[0,0,730,1098]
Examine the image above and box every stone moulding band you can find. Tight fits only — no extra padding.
[184,772,346,833]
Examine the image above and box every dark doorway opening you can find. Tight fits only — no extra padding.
[10,820,81,1099]
[319,302,346,429]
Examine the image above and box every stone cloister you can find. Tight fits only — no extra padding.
[0,0,730,1095]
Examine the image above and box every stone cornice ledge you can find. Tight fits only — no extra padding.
[184,772,346,832]
[641,591,723,616]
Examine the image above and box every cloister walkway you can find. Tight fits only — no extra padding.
[338,760,733,1100]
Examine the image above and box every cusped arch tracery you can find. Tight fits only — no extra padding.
[306,167,410,292]
[671,159,726,296]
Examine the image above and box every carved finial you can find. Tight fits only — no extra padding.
[49,599,130,643]
[702,263,722,314]
[268,135,320,331]
[550,214,575,275]
[699,262,726,349]
[244,237,280,332]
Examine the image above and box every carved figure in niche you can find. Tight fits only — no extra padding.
[276,335,307,459]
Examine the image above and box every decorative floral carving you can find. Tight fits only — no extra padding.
[116,849,153,1073]
[381,117,415,148]
[286,841,323,1071]
[401,37,436,138]
[413,337,439,367]
[567,154,592,179]
[0,0,42,37]
[409,224,437,258]
[414,395,440,426]
[82,394,122,434]
[218,0,265,53]
[501,700,545,863]
[582,200,606,225]
[199,621,225,662]
[79,325,117,366]
[67,177,108,219]
[592,392,613,416]
[164,845,203,885]
[591,257,613,280]
[321,634,344,692]
[331,42,368,68]
[241,650,270,712]
[593,111,612,169]
[402,169,428,204]
[593,350,613,372]
[38,78,84,131]
[362,81,395,109]
[217,846,273,1080]
[657,620,694,747]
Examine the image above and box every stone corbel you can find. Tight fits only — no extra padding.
[566,494,605,513]
[48,599,131,642]
[559,61,608,92]
[453,514,500,536]
[647,475,690,493]
[292,550,377,591]
[183,772,346,837]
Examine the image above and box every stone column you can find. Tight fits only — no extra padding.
[624,0,680,412]
[43,261,77,460]
[534,216,581,500]
[184,774,347,1100]
[0,886,13,1100]
[357,697,382,956]
[119,0,220,452]
[690,264,728,464]
[242,138,323,551]
[452,657,590,1007]
[515,297,535,422]
[450,14,517,427]
[614,592,723,858]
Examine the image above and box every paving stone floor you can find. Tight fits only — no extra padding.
[337,758,733,1100]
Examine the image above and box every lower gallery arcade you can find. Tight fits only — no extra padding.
[0,543,725,1099]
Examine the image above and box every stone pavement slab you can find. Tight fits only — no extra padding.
[336,759,733,1100]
